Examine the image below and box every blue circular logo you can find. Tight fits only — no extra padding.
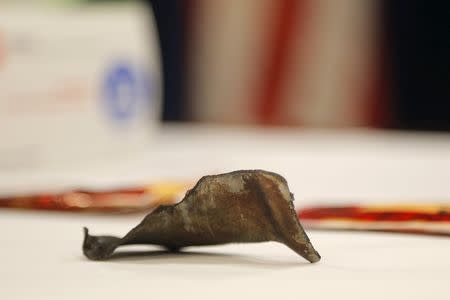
[103,62,139,123]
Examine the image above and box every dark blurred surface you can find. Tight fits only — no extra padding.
[148,0,188,122]
[384,0,450,131]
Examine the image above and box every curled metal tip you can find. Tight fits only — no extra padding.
[82,170,321,263]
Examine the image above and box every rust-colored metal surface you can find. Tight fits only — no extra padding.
[83,170,321,263]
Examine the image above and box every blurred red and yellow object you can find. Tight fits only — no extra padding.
[0,182,191,213]
[2,185,449,237]
[299,204,450,236]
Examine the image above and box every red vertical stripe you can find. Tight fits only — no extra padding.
[365,45,390,127]
[256,0,306,125]
[364,6,391,128]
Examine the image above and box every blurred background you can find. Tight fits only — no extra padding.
[153,0,450,130]
[0,0,449,197]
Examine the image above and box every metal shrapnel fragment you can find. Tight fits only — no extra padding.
[83,170,321,263]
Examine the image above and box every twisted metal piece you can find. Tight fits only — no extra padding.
[83,170,321,263]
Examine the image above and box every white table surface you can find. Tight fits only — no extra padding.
[2,124,450,299]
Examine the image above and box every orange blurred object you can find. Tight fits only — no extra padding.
[0,182,191,213]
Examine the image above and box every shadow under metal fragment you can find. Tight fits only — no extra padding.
[100,249,311,269]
